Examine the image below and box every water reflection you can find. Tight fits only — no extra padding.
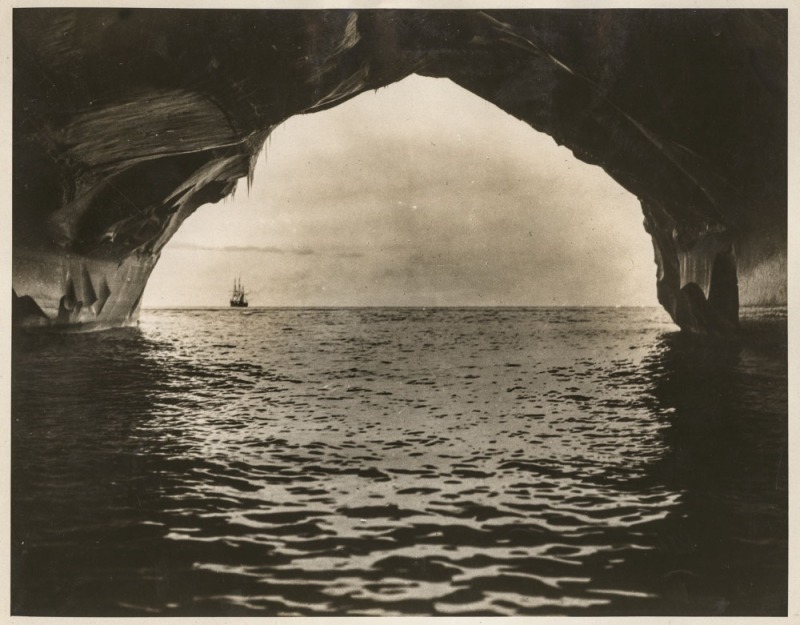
[11,310,787,616]
[633,325,788,615]
[12,329,175,614]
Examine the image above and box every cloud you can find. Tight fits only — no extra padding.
[169,242,315,255]
[168,241,364,258]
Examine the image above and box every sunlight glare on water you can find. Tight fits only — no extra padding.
[12,307,787,616]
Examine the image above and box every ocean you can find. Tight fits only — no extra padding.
[11,307,788,616]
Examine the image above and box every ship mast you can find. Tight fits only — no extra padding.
[230,277,248,306]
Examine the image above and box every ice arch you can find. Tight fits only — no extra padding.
[12,9,787,333]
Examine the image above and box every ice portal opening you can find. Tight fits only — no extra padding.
[143,75,657,310]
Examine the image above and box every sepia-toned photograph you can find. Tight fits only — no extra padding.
[9,5,789,618]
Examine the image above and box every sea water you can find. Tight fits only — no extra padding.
[11,307,788,616]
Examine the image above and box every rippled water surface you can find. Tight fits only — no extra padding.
[12,307,787,616]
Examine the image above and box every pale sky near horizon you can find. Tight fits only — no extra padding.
[143,74,658,308]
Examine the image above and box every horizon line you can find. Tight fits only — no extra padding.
[141,304,666,310]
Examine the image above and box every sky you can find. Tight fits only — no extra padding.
[143,74,658,308]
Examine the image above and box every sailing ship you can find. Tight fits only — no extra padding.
[230,278,248,307]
